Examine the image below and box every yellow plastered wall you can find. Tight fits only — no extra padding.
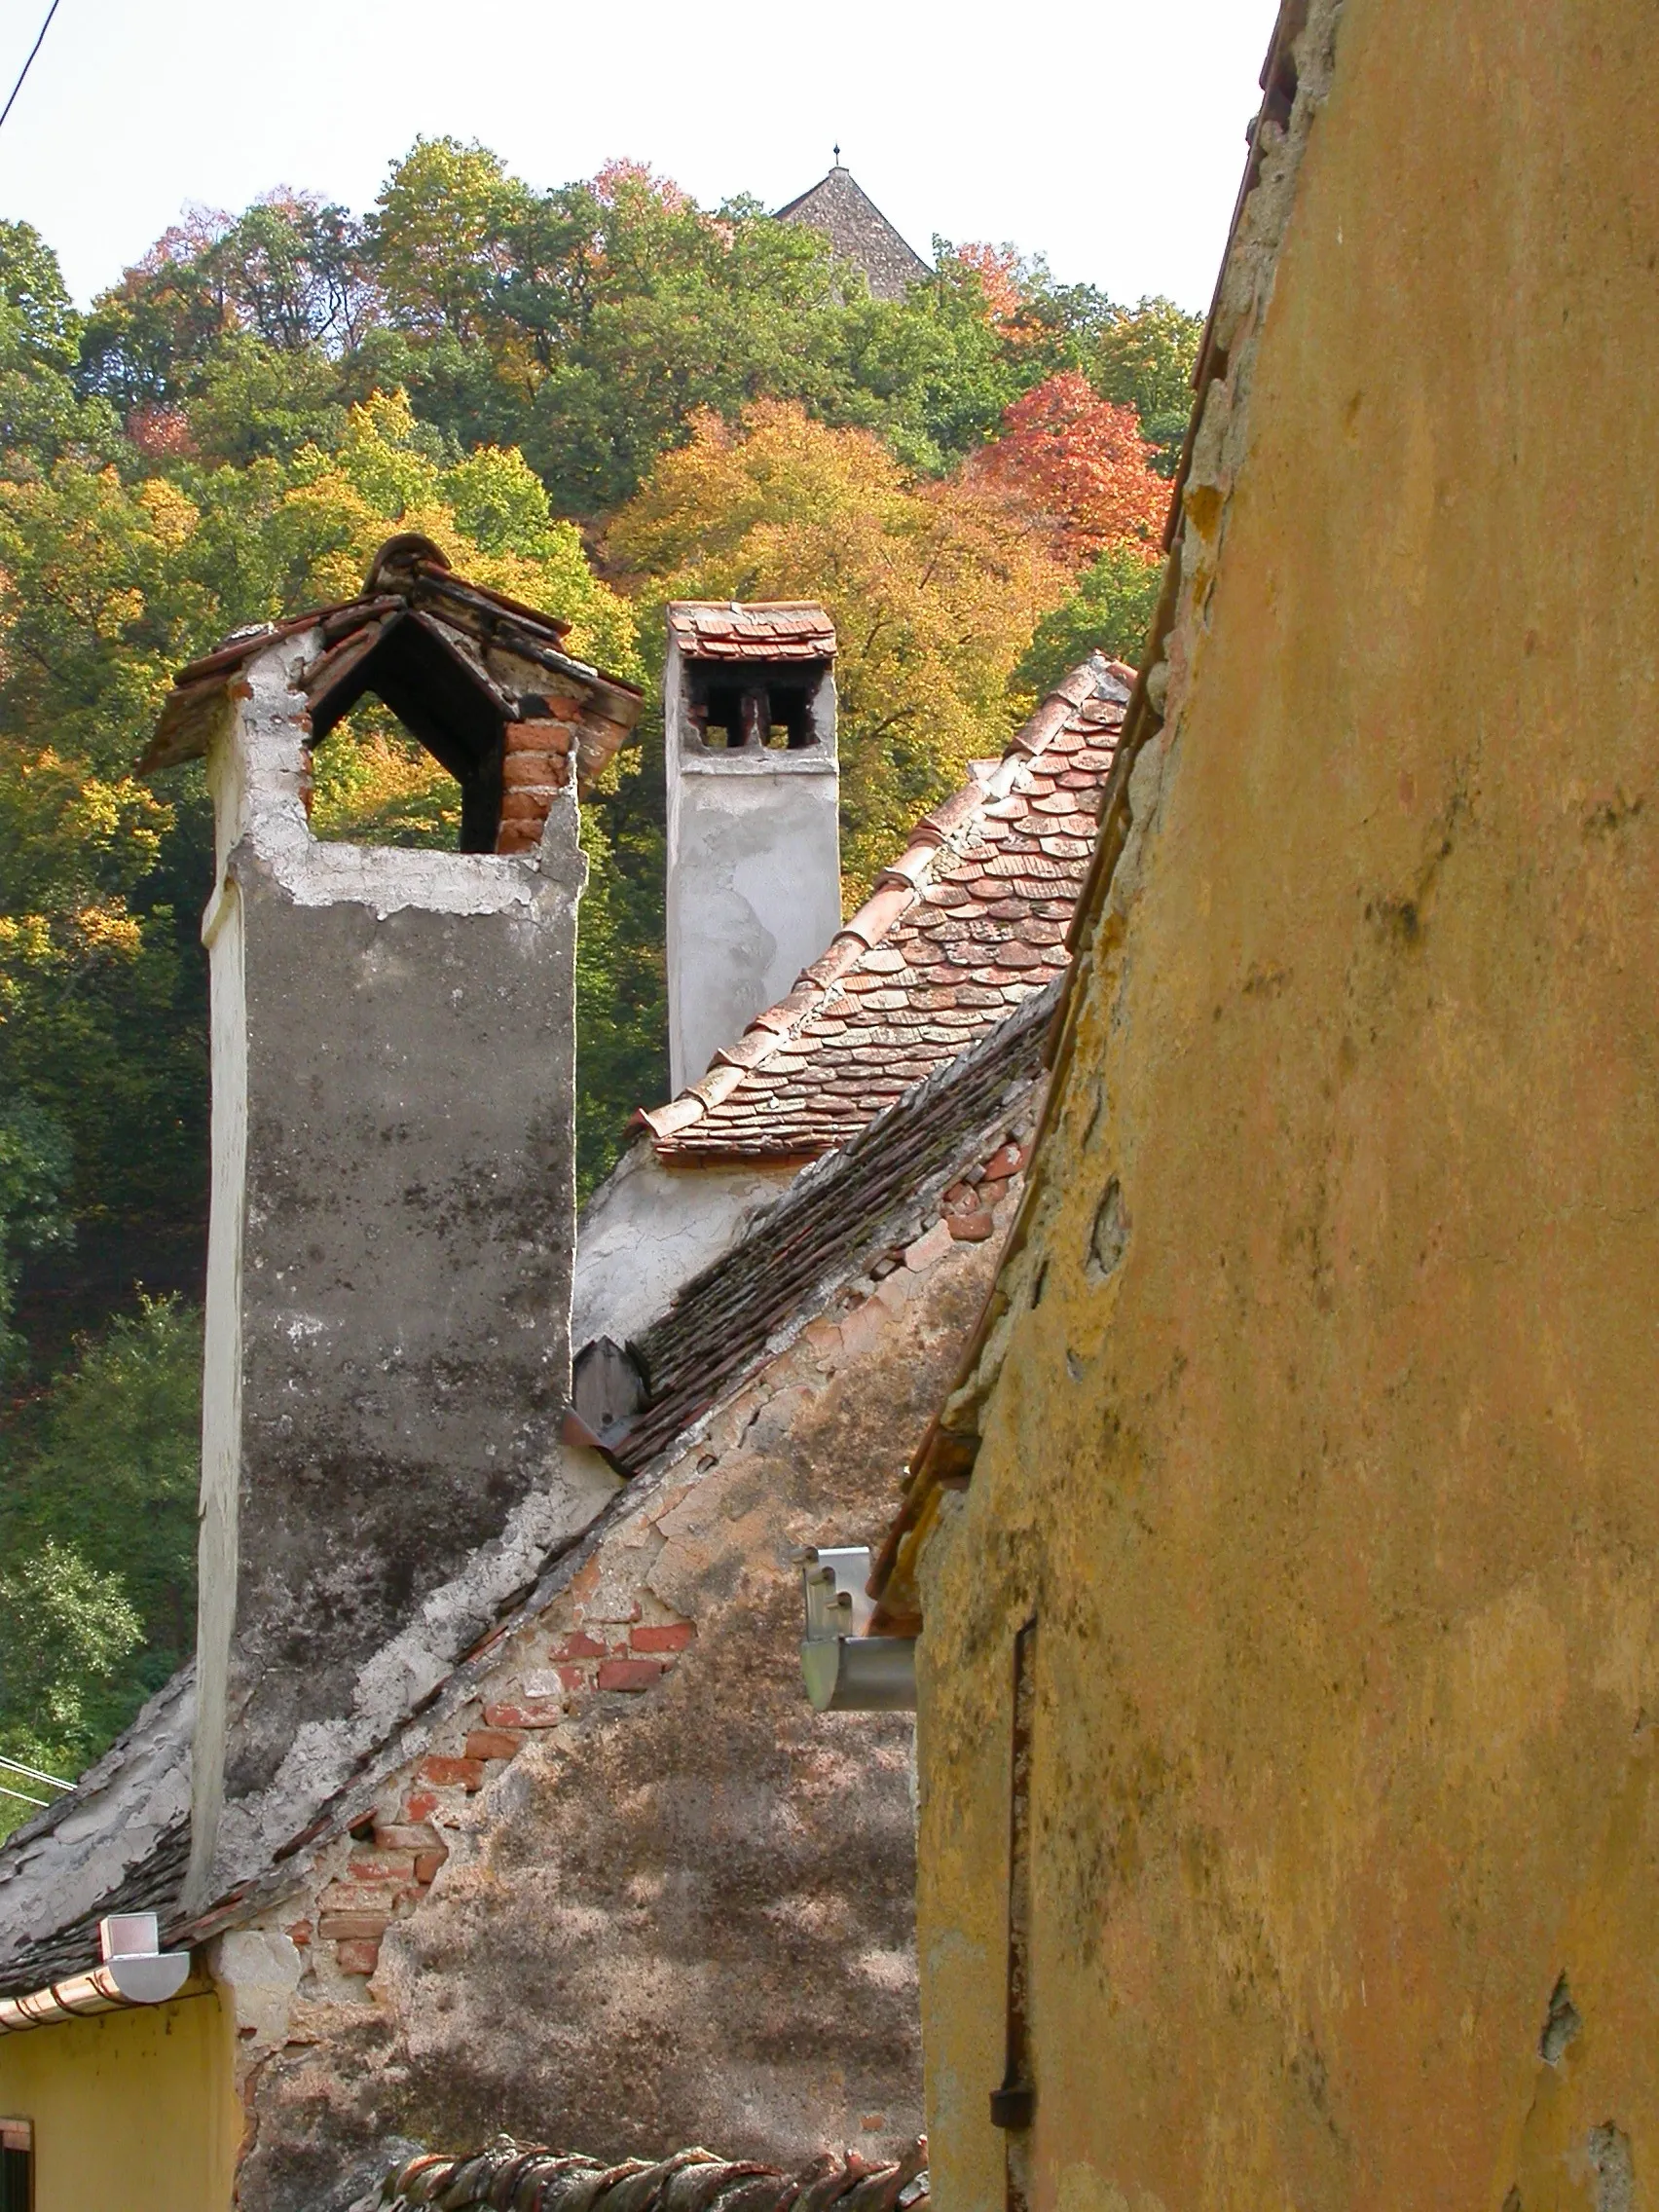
[914,1,1659,2208]
[0,1991,240,2212]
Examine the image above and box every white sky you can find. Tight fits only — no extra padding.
[0,0,1280,313]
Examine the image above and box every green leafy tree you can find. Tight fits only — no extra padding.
[0,1539,144,1837]
[1089,296,1204,474]
[1014,541,1164,696]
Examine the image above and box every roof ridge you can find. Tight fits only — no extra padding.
[635,657,1131,1145]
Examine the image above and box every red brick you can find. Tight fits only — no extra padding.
[417,1754,486,1791]
[502,751,563,788]
[317,1911,389,1940]
[374,1825,437,1852]
[507,717,574,751]
[630,1622,694,1654]
[983,1143,1025,1177]
[947,1211,996,1241]
[413,1849,448,1886]
[334,1938,381,1976]
[495,825,539,855]
[597,1657,663,1693]
[319,1881,397,1913]
[553,1630,607,1660]
[499,791,552,823]
[348,1849,415,1880]
[402,1790,440,1824]
[463,1728,523,1761]
[483,1699,564,1728]
[555,1663,593,1691]
[285,1919,313,1948]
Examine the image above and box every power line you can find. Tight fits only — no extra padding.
[0,1751,70,1789]
[0,0,63,136]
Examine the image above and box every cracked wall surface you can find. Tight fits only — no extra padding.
[214,1135,1031,2212]
[912,1,1659,2207]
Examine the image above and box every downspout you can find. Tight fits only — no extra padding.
[0,1912,191,2035]
[798,1546,917,1712]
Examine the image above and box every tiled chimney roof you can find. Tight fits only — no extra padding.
[668,602,836,663]
[637,655,1134,1161]
[380,2136,929,2212]
[136,534,643,805]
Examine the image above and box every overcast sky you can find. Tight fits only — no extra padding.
[0,0,1280,312]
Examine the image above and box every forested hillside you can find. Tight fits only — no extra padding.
[0,139,1198,1822]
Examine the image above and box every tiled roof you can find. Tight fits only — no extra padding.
[668,603,835,663]
[639,657,1132,1161]
[136,533,643,782]
[380,2136,929,2212]
[613,984,1053,1472]
[775,166,933,304]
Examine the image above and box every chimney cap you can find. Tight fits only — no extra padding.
[668,602,835,663]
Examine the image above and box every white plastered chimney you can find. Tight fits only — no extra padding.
[663,603,841,1093]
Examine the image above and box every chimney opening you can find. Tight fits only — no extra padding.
[686,667,825,753]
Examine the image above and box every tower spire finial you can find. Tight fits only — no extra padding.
[832,142,841,166]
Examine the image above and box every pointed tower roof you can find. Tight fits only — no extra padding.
[775,164,932,303]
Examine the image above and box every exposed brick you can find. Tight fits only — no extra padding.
[413,1849,448,1886]
[402,1789,440,1824]
[319,1880,398,1913]
[334,1938,381,1976]
[553,1630,607,1660]
[555,1663,592,1691]
[285,1920,313,1948]
[374,1825,438,1852]
[317,1911,390,1940]
[948,1211,996,1241]
[495,825,539,855]
[630,1622,694,1653]
[519,693,581,724]
[507,717,574,750]
[347,1850,415,1881]
[499,791,552,823]
[598,1657,663,1693]
[983,1142,1025,1177]
[483,1699,564,1728]
[463,1728,524,1761]
[502,752,563,788]
[417,1754,486,1791]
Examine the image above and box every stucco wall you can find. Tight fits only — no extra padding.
[915,5,1659,2209]
[219,1145,1027,2212]
[0,1991,240,2212]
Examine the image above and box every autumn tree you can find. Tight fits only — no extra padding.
[969,369,1170,569]
[609,398,1067,890]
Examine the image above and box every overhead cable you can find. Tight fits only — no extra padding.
[0,0,63,136]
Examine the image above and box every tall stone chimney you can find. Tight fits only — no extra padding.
[137,538,643,1902]
[664,603,841,1091]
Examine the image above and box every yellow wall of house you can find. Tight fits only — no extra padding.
[915,2,1659,2208]
[0,1991,240,2212]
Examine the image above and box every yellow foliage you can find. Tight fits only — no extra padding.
[608,401,1067,889]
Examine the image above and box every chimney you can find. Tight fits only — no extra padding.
[663,603,841,1092]
[137,537,643,1903]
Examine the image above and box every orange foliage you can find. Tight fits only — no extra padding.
[950,243,1025,330]
[970,371,1171,568]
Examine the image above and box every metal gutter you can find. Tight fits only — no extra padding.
[0,1912,191,2035]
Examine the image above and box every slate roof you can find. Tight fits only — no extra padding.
[639,657,1132,1161]
[137,532,643,786]
[669,603,835,664]
[0,1818,189,2001]
[775,166,933,303]
[380,2136,929,2212]
[613,982,1054,1473]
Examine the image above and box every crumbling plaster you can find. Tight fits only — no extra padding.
[913,2,1659,2208]
[193,632,600,1908]
[212,1139,1033,2212]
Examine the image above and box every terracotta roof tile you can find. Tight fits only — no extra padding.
[638,656,1130,1161]
[668,600,836,664]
